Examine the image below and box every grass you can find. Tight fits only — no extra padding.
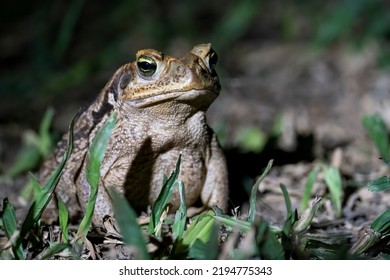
[323,166,343,218]
[0,114,75,259]
[2,112,390,259]
[346,114,390,255]
[109,188,149,259]
[76,112,117,241]
[300,166,320,211]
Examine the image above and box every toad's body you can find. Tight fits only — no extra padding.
[39,44,228,227]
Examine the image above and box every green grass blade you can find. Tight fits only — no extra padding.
[109,188,149,260]
[38,107,55,156]
[31,176,42,195]
[367,176,390,192]
[86,113,117,187]
[188,223,219,260]
[362,114,390,160]
[300,166,320,210]
[174,210,215,255]
[1,145,41,179]
[248,159,273,224]
[280,183,292,215]
[256,220,285,260]
[349,229,381,255]
[17,182,40,236]
[293,197,322,234]
[148,154,181,235]
[77,112,117,239]
[279,183,299,236]
[57,196,69,243]
[162,174,168,185]
[37,242,71,260]
[1,198,24,259]
[350,209,390,255]
[213,206,283,233]
[371,208,390,236]
[172,181,187,240]
[213,213,251,232]
[323,166,343,218]
[20,116,75,237]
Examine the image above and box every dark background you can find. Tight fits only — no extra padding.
[2,0,390,124]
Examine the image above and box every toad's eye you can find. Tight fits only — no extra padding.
[137,55,157,77]
[209,50,218,69]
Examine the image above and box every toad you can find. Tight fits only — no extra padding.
[39,44,228,227]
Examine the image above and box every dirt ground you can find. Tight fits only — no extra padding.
[209,42,390,244]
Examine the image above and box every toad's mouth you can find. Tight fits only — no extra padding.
[125,87,220,108]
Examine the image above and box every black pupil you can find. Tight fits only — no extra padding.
[209,52,218,67]
[139,61,154,71]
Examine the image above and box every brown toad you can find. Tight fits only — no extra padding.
[39,43,228,227]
